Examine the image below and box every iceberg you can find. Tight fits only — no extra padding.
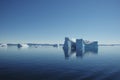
[0,44,7,47]
[17,44,29,48]
[76,39,85,51]
[63,37,98,51]
[53,44,59,47]
[84,40,98,49]
[63,37,98,59]
[63,37,76,51]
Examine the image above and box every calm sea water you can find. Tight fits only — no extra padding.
[0,45,120,80]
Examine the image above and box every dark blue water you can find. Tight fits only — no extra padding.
[0,46,120,80]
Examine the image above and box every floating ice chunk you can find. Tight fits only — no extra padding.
[17,44,29,48]
[84,41,98,49]
[53,44,59,47]
[76,39,84,51]
[63,37,76,50]
[0,44,7,47]
[63,37,98,51]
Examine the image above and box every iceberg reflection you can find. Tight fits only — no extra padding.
[63,47,76,59]
[63,47,98,59]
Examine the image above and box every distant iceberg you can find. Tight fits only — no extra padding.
[0,44,7,47]
[17,44,29,48]
[53,44,59,47]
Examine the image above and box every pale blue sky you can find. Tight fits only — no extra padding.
[0,0,120,44]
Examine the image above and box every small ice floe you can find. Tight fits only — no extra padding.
[0,44,7,47]
[53,44,59,47]
[17,43,29,48]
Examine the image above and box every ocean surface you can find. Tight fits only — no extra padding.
[0,45,120,80]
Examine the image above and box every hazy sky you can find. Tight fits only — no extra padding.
[0,0,120,44]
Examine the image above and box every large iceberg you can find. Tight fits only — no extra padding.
[63,37,98,59]
[63,37,98,51]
